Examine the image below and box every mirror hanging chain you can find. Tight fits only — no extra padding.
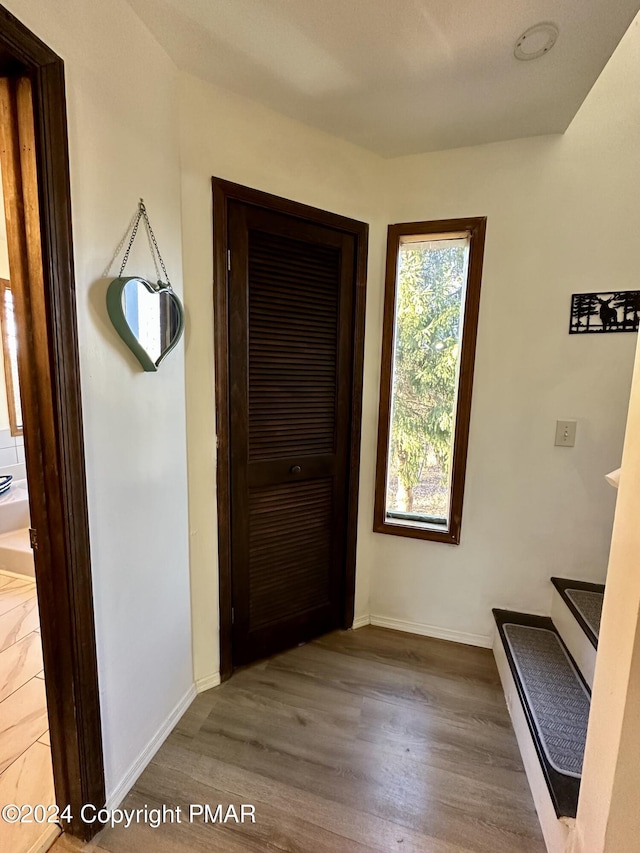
[118,199,173,291]
[106,199,185,371]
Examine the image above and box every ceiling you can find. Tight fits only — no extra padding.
[126,0,640,157]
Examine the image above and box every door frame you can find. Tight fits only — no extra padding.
[212,177,368,680]
[0,6,104,840]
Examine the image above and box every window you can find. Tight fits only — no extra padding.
[0,279,23,436]
[374,218,486,544]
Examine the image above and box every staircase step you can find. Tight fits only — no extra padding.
[493,609,590,820]
[551,577,604,648]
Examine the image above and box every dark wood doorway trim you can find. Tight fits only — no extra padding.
[0,6,104,841]
[212,177,368,681]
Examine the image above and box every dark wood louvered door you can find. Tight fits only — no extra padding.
[228,201,357,666]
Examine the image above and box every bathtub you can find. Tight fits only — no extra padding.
[0,478,34,577]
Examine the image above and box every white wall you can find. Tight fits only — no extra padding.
[4,0,193,801]
[179,73,386,684]
[369,17,640,644]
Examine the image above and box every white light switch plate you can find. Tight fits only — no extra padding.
[555,420,577,447]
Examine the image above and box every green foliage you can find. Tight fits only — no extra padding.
[390,242,465,510]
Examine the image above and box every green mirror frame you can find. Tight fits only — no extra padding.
[106,276,185,372]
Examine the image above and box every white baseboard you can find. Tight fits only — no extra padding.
[493,631,574,853]
[196,672,221,693]
[370,614,492,648]
[105,683,197,811]
[351,615,371,629]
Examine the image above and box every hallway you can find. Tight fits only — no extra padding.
[55,627,544,852]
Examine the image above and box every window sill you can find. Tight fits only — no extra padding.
[373,517,460,545]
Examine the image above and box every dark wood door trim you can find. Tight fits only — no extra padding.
[212,177,368,681]
[0,6,104,840]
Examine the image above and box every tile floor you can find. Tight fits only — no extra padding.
[0,570,59,853]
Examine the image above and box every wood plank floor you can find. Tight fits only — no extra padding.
[53,627,544,853]
[0,571,57,853]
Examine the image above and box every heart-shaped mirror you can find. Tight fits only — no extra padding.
[106,276,185,372]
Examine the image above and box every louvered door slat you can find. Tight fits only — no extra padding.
[248,230,339,463]
[248,479,333,631]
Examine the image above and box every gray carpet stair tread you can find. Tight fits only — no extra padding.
[550,577,605,648]
[503,623,590,778]
[565,589,603,640]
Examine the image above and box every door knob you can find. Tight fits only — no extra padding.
[290,465,301,475]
